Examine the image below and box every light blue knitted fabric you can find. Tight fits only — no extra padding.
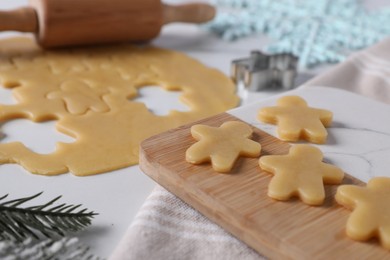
[205,0,390,68]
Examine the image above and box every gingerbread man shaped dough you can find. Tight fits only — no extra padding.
[259,144,344,205]
[336,177,390,249]
[258,96,333,144]
[186,121,261,172]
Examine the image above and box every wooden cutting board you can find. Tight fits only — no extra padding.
[139,112,389,259]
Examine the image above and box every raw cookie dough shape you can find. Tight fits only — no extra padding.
[186,121,261,172]
[259,144,344,205]
[258,96,333,144]
[47,80,110,115]
[336,177,390,249]
[0,37,239,176]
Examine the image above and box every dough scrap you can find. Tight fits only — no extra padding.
[259,144,344,205]
[336,177,390,249]
[258,96,332,144]
[0,37,239,176]
[186,121,261,172]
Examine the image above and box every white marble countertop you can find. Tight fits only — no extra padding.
[230,86,390,184]
[0,0,389,258]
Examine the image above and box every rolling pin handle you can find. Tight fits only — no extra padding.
[0,7,38,33]
[163,3,216,24]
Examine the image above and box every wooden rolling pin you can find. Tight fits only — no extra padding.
[0,0,216,48]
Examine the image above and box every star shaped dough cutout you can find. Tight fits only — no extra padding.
[258,96,333,144]
[186,121,261,173]
[259,144,344,205]
[336,177,390,249]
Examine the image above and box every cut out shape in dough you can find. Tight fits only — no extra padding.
[258,96,332,144]
[259,144,344,205]
[132,85,189,116]
[336,177,390,249]
[0,37,238,176]
[1,119,74,154]
[186,121,261,172]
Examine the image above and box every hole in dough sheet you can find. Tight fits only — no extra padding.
[0,119,75,154]
[131,85,190,116]
[0,87,16,105]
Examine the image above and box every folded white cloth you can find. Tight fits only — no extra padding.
[110,37,390,260]
[111,185,262,259]
[303,38,390,104]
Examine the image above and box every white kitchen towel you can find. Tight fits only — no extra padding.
[303,37,390,104]
[111,185,262,260]
[110,38,390,260]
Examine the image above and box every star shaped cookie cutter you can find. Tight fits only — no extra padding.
[231,51,298,92]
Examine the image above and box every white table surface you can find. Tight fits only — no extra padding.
[0,0,388,258]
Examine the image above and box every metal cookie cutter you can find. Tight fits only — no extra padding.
[231,51,298,92]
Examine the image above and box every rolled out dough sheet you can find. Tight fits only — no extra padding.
[0,37,238,176]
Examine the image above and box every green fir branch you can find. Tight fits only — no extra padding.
[0,192,98,242]
[0,236,100,260]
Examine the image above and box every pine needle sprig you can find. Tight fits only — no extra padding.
[0,192,98,242]
[0,236,101,260]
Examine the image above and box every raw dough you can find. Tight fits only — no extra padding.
[259,144,344,205]
[0,37,238,176]
[186,121,261,172]
[336,177,390,249]
[258,96,332,144]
